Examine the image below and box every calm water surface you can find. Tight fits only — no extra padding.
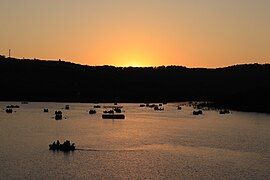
[0,102,269,179]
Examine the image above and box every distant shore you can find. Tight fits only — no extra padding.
[0,56,269,114]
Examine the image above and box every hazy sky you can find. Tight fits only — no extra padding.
[0,0,269,67]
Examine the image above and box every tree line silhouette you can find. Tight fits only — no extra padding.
[0,55,269,113]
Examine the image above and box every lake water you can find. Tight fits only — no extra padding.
[0,102,269,179]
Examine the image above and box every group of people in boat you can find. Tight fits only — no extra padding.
[6,109,13,113]
[5,104,20,114]
[89,109,97,114]
[55,111,63,120]
[49,140,75,151]
[102,107,123,114]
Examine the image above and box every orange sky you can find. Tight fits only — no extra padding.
[0,0,269,67]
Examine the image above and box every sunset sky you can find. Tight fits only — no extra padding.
[0,0,269,67]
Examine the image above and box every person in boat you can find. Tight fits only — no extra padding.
[56,140,60,146]
[114,107,122,113]
[6,109,13,113]
[89,109,96,114]
[103,109,114,114]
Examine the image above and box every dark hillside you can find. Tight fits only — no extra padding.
[0,56,269,113]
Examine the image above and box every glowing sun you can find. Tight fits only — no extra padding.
[115,51,153,67]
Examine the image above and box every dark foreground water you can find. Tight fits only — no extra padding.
[0,102,269,179]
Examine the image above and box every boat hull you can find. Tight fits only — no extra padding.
[102,114,125,119]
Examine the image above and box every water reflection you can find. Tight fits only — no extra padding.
[0,102,269,179]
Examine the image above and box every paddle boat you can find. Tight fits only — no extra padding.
[89,109,96,114]
[193,110,203,115]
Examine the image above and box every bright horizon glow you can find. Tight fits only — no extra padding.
[0,0,269,68]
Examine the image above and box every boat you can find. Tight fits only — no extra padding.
[154,106,164,111]
[6,105,20,108]
[55,114,62,120]
[139,104,146,107]
[65,105,70,110]
[102,114,125,119]
[103,105,123,109]
[89,109,96,114]
[94,105,101,108]
[44,108,49,112]
[177,106,182,110]
[114,107,122,113]
[55,111,63,120]
[193,110,203,115]
[49,140,75,152]
[6,109,13,113]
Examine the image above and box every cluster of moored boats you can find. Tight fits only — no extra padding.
[43,104,126,120]
[5,105,20,113]
[139,103,165,111]
[101,107,125,119]
[4,103,230,118]
[3,102,231,153]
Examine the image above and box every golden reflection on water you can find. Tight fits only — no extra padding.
[0,102,269,179]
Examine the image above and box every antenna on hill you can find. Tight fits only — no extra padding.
[8,49,11,58]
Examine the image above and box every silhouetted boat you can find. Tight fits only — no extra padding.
[44,108,49,112]
[55,114,62,120]
[65,105,70,110]
[94,105,101,108]
[102,114,125,119]
[89,109,96,114]
[6,105,20,108]
[154,106,164,111]
[103,105,123,109]
[6,109,13,113]
[193,110,203,115]
[49,140,75,152]
[114,107,122,113]
[140,104,146,107]
[177,106,182,110]
[55,111,63,120]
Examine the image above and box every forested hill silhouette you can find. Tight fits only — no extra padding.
[0,55,269,113]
